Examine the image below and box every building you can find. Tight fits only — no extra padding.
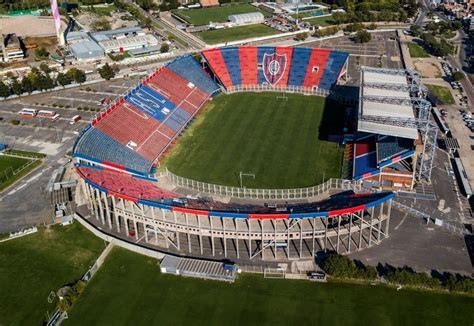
[67,32,104,61]
[1,33,24,62]
[199,0,219,7]
[228,12,265,25]
[98,34,159,54]
[90,26,145,43]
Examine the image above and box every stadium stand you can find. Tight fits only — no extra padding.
[79,166,177,200]
[75,128,153,174]
[76,55,220,176]
[377,136,414,162]
[203,46,348,91]
[166,55,220,95]
[239,46,258,85]
[353,136,379,179]
[79,163,395,217]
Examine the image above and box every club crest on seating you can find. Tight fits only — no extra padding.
[262,53,287,85]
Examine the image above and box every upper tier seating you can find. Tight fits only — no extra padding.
[377,136,414,162]
[167,55,220,95]
[79,166,177,200]
[75,128,152,174]
[202,46,348,91]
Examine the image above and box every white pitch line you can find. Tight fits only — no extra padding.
[394,213,408,231]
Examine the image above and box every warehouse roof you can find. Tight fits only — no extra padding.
[98,34,158,51]
[70,40,104,58]
[91,26,143,41]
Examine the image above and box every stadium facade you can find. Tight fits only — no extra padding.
[73,46,433,262]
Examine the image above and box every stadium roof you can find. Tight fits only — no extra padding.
[357,67,418,139]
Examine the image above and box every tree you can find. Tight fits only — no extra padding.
[353,30,371,43]
[367,23,377,30]
[410,25,422,37]
[57,72,72,87]
[21,76,34,94]
[11,79,22,96]
[98,63,115,80]
[294,32,308,41]
[66,68,86,84]
[0,81,9,98]
[160,43,170,53]
[39,63,51,74]
[35,47,49,59]
[90,17,111,31]
[142,17,153,29]
[452,71,465,81]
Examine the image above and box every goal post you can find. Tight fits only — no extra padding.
[264,267,286,279]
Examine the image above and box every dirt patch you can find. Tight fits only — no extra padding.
[414,61,441,78]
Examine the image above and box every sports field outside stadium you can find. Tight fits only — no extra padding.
[173,4,271,26]
[164,92,344,189]
[0,223,103,325]
[66,248,474,325]
[0,153,42,191]
[196,24,279,44]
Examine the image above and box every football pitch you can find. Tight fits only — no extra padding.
[164,92,344,189]
[0,154,41,191]
[173,4,271,26]
[66,248,474,325]
[196,24,280,44]
[0,223,103,325]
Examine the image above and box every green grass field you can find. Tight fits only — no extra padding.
[0,223,104,325]
[174,4,270,26]
[196,24,279,44]
[0,155,41,191]
[426,84,455,104]
[305,14,334,26]
[408,42,430,58]
[66,248,474,325]
[164,93,344,188]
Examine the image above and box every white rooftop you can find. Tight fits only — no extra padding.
[358,67,418,139]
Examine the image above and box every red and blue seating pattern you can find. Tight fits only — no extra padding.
[353,135,415,180]
[74,55,220,177]
[78,166,394,220]
[202,46,348,91]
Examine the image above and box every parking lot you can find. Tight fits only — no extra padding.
[0,78,141,135]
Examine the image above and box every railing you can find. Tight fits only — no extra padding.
[165,169,361,200]
[225,84,332,97]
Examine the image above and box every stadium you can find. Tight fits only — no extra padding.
[73,46,436,262]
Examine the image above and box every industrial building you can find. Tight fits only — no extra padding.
[67,31,104,61]
[228,12,265,25]
[1,33,24,62]
[90,26,145,42]
[98,34,159,54]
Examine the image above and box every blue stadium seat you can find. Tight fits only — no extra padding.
[319,51,349,90]
[167,55,220,95]
[221,47,242,86]
[288,48,312,87]
[75,128,152,174]
[125,85,176,121]
[354,152,377,177]
[377,136,413,162]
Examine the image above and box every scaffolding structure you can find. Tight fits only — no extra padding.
[359,66,438,182]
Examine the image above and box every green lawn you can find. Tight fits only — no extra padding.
[164,93,344,188]
[66,248,474,326]
[408,42,430,58]
[426,84,455,105]
[174,3,270,26]
[0,223,104,326]
[305,14,334,26]
[0,155,42,191]
[197,24,279,44]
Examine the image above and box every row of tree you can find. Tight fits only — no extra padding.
[321,253,474,294]
[0,67,86,99]
[421,32,454,57]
